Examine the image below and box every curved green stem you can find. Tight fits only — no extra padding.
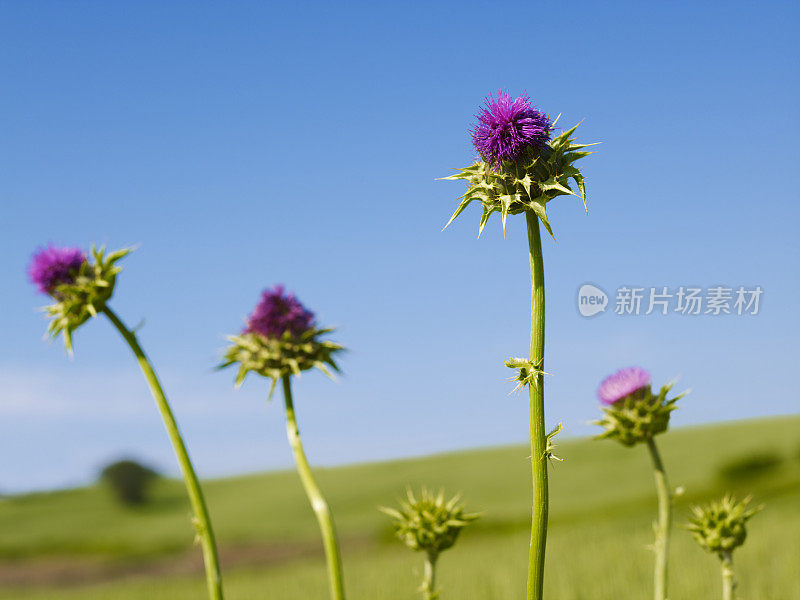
[720,551,735,600]
[281,375,345,600]
[525,212,548,600]
[102,306,223,600]
[646,437,671,600]
[421,551,439,600]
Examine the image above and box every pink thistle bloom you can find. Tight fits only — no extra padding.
[597,367,651,405]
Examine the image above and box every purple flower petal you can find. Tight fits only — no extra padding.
[597,367,651,405]
[28,245,86,295]
[471,90,552,169]
[245,285,314,339]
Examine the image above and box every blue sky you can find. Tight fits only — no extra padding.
[1,1,798,492]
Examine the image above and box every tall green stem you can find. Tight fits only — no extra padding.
[525,212,547,600]
[421,552,438,600]
[646,437,671,600]
[281,375,345,600]
[720,551,735,600]
[102,306,223,600]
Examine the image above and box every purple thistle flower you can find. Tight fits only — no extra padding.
[597,367,651,405]
[245,285,315,339]
[27,245,86,295]
[471,90,552,169]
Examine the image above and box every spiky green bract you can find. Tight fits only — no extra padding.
[380,488,480,555]
[219,328,343,397]
[505,357,547,392]
[442,122,593,238]
[593,383,687,446]
[42,246,131,352]
[688,495,762,557]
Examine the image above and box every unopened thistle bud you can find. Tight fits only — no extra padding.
[380,488,480,556]
[687,495,762,557]
[220,285,343,395]
[593,367,687,446]
[28,244,130,351]
[442,90,594,238]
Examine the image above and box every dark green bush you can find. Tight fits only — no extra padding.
[99,459,159,506]
[718,451,782,483]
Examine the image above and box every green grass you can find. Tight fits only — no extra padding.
[1,415,799,599]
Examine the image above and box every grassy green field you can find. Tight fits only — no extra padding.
[1,415,798,599]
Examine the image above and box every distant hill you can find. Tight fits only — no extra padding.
[0,415,797,599]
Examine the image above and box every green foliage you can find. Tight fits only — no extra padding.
[380,488,480,555]
[99,460,159,507]
[687,494,762,557]
[718,452,782,483]
[219,328,343,396]
[42,246,131,352]
[593,383,687,446]
[441,121,594,238]
[504,357,547,392]
[0,417,797,599]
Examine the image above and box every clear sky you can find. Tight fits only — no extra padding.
[1,1,798,493]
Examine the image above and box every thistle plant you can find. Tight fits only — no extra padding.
[220,285,345,600]
[594,367,687,600]
[442,90,593,600]
[28,244,223,600]
[687,495,761,600]
[380,488,480,600]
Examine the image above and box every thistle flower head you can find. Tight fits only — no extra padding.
[443,104,593,239]
[380,488,480,556]
[220,286,343,395]
[31,245,130,352]
[687,495,762,557]
[597,366,651,405]
[245,285,315,339]
[471,91,552,169]
[28,245,87,295]
[593,371,687,446]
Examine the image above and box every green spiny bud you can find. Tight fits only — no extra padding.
[219,328,343,397]
[380,488,480,556]
[593,383,686,446]
[687,494,762,557]
[42,245,131,352]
